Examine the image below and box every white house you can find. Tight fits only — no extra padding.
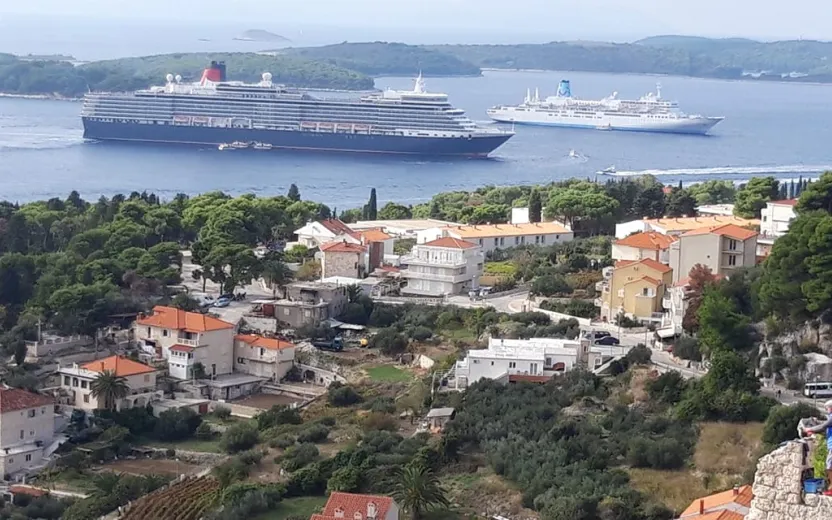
[233,334,296,382]
[418,222,573,255]
[134,306,235,380]
[401,237,483,296]
[58,355,159,412]
[759,199,797,256]
[611,232,677,264]
[615,215,759,240]
[450,337,619,390]
[0,387,56,478]
[349,219,460,239]
[293,219,359,249]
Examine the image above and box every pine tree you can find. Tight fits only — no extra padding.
[528,188,542,223]
[287,184,301,202]
[365,188,378,220]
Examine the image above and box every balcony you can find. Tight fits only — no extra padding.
[401,270,469,283]
[594,298,603,308]
[662,295,672,309]
[175,337,199,347]
[401,255,468,269]
[595,281,609,292]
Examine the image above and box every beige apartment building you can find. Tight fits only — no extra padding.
[58,355,158,412]
[135,306,235,380]
[233,334,296,382]
[612,231,677,264]
[668,224,758,284]
[596,258,673,324]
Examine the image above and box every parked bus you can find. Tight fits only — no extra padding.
[803,382,832,399]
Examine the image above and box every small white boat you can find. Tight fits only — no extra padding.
[597,165,616,175]
[218,143,232,151]
[253,142,273,150]
[230,141,250,149]
[569,149,578,158]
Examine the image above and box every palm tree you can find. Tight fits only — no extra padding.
[90,370,129,411]
[345,284,362,304]
[262,254,293,299]
[390,464,450,520]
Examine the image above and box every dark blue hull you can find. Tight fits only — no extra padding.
[81,119,511,157]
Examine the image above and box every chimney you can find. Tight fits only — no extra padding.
[699,500,704,515]
[335,508,345,519]
[733,486,739,496]
[367,503,377,519]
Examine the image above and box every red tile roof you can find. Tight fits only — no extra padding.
[508,374,552,384]
[320,241,367,253]
[320,219,356,236]
[770,199,798,207]
[321,492,395,520]
[0,388,54,414]
[82,355,156,377]
[684,512,746,520]
[682,223,758,241]
[615,257,672,274]
[423,237,479,249]
[680,485,753,517]
[615,231,677,250]
[136,306,234,332]
[360,229,393,242]
[235,334,295,350]
[9,486,48,497]
[169,344,195,353]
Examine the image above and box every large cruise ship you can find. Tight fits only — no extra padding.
[487,80,723,135]
[82,62,513,157]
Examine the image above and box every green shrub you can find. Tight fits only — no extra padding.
[220,423,259,454]
[213,406,232,420]
[270,434,296,449]
[327,382,362,407]
[297,424,330,443]
[195,422,214,441]
[762,403,823,446]
[280,442,319,472]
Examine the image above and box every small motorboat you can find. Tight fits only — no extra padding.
[230,141,250,149]
[597,123,612,131]
[596,165,616,175]
[569,149,579,158]
[218,143,232,151]
[252,142,273,150]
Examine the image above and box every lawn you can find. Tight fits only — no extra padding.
[366,365,413,383]
[255,496,328,520]
[136,436,223,454]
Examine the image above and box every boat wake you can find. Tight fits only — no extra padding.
[0,132,84,150]
[606,164,832,177]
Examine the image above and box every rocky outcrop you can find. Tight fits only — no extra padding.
[747,441,832,520]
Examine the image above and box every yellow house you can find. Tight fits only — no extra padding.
[597,258,673,324]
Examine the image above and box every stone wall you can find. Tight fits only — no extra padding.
[747,441,832,520]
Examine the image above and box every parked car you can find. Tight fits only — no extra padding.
[213,298,231,308]
[584,330,611,340]
[594,335,620,346]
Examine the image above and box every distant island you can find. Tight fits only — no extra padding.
[5,35,832,99]
[0,52,373,98]
[233,29,290,43]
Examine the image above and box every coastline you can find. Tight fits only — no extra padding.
[0,92,81,101]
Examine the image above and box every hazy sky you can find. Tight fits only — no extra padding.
[1,0,830,41]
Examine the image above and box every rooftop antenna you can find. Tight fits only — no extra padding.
[534,87,540,103]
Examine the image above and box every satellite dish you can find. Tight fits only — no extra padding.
[175,75,182,83]
[165,73,174,83]
[262,72,273,82]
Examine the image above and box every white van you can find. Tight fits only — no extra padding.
[803,382,832,399]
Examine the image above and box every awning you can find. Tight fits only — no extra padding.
[656,327,678,339]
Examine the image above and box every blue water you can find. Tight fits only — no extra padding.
[1,69,831,207]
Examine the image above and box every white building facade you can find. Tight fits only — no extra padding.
[233,334,296,382]
[0,388,56,478]
[58,356,159,412]
[417,222,573,255]
[401,237,484,296]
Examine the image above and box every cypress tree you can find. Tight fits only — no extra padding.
[528,188,542,223]
[287,184,301,202]
[366,188,378,220]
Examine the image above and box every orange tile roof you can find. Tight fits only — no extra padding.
[615,257,672,274]
[680,485,753,517]
[169,344,195,353]
[235,334,295,350]
[424,237,479,249]
[82,355,156,378]
[683,511,746,520]
[320,218,355,236]
[0,388,53,413]
[320,240,367,253]
[9,486,48,497]
[627,275,661,286]
[615,231,677,250]
[360,229,393,242]
[769,198,798,207]
[682,223,758,241]
[646,215,758,232]
[448,221,570,238]
[136,306,234,332]
[322,492,394,520]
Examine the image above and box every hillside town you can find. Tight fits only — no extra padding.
[0,175,828,520]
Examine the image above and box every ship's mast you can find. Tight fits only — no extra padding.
[656,83,662,100]
[414,71,425,94]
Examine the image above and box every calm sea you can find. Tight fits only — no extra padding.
[1,70,831,208]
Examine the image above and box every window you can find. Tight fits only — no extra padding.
[260,348,266,357]
[20,430,24,440]
[473,359,480,364]
[8,458,12,464]
[41,408,45,415]
[63,376,70,386]
[541,235,546,243]
[25,454,32,462]
[535,236,540,244]
[728,255,737,266]
[29,430,34,436]
[237,357,246,364]
[478,239,483,246]
[500,237,505,246]
[83,394,89,403]
[555,234,560,240]
[509,362,516,369]
[147,327,151,337]
[283,308,290,316]
[490,361,494,365]
[727,239,738,251]
[494,238,499,247]
[515,236,520,245]
[27,409,36,418]
[642,287,650,296]
[144,375,150,382]
[72,378,78,388]
[81,380,88,389]
[162,330,169,337]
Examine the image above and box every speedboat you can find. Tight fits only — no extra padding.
[230,141,250,149]
[569,149,578,158]
[218,143,232,151]
[253,142,273,150]
[596,165,616,175]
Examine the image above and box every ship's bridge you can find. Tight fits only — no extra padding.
[372,73,450,104]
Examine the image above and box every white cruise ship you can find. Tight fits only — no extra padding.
[487,80,724,135]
